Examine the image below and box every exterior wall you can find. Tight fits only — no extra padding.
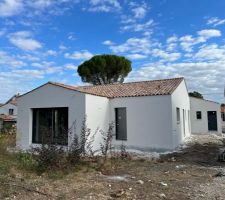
[190,97,222,134]
[171,80,191,149]
[0,103,17,115]
[16,84,85,149]
[85,94,110,151]
[109,95,173,150]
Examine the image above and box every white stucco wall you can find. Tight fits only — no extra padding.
[17,80,190,151]
[16,84,85,149]
[85,94,110,151]
[0,103,17,115]
[190,97,222,134]
[171,80,191,148]
[109,95,173,150]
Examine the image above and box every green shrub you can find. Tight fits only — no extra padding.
[16,152,36,170]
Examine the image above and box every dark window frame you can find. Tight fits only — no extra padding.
[115,107,127,141]
[9,109,14,115]
[196,111,202,119]
[32,107,68,145]
[222,113,225,122]
[176,107,180,123]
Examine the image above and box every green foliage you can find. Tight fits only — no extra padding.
[77,54,132,85]
[189,91,203,99]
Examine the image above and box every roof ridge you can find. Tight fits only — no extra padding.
[75,77,184,89]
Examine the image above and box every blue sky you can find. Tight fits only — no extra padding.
[0,0,225,103]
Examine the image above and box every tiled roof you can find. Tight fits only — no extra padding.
[0,115,17,122]
[49,77,184,98]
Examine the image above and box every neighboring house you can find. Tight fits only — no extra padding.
[0,94,19,132]
[190,97,222,134]
[221,104,225,133]
[0,94,19,116]
[16,77,191,151]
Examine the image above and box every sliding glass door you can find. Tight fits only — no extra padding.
[32,107,68,145]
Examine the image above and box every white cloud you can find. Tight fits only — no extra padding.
[8,31,42,51]
[0,0,23,17]
[126,54,147,60]
[0,51,26,68]
[64,63,77,70]
[132,6,147,19]
[68,33,76,41]
[195,44,225,60]
[127,61,225,102]
[121,19,154,32]
[86,0,121,12]
[179,29,221,52]
[59,44,67,51]
[0,0,77,18]
[197,29,221,39]
[45,50,57,56]
[152,49,181,62]
[167,36,178,43]
[31,61,55,69]
[64,50,93,60]
[102,40,114,45]
[207,17,225,27]
[109,37,152,54]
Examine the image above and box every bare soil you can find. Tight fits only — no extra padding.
[1,134,225,200]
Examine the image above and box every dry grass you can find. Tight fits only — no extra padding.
[0,134,225,199]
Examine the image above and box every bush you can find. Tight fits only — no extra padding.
[100,122,114,161]
[31,144,67,173]
[67,117,96,164]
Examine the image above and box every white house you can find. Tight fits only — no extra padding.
[0,94,19,132]
[16,77,191,151]
[190,97,222,134]
[0,94,18,116]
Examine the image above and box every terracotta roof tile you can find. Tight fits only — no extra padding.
[49,77,184,98]
[0,115,17,121]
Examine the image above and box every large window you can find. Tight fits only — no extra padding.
[32,107,68,145]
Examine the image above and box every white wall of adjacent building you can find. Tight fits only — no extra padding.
[0,103,17,115]
[190,97,222,134]
[85,94,110,151]
[171,80,191,149]
[109,95,175,150]
[16,84,86,150]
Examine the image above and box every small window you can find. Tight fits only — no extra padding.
[176,108,180,123]
[9,109,14,115]
[196,111,202,119]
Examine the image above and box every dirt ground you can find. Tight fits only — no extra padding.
[1,134,225,200]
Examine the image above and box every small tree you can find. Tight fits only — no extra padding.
[189,91,203,99]
[77,54,132,85]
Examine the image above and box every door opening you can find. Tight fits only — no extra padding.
[207,111,217,131]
